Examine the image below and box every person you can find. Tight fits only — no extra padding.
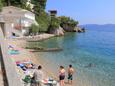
[67,64,74,84]
[59,66,65,86]
[85,63,96,68]
[33,65,44,86]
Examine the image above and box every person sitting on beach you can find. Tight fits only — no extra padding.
[33,65,44,86]
[59,66,65,86]
[25,63,34,69]
[67,64,74,84]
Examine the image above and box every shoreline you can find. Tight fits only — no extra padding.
[8,33,76,86]
[8,34,59,82]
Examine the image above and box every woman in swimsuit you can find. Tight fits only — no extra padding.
[59,66,65,86]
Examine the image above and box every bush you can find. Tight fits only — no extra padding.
[50,17,60,29]
[58,16,79,28]
[35,11,50,32]
[29,24,39,35]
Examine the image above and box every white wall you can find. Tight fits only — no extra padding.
[25,13,35,20]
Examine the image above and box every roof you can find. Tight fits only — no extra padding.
[0,6,35,23]
[1,6,34,15]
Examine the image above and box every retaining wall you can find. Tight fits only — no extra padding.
[0,26,23,86]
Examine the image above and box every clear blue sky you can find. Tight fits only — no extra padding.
[46,0,115,24]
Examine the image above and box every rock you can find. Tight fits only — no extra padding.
[74,27,85,33]
[48,26,64,36]
[62,25,85,32]
[63,25,74,32]
[81,28,85,32]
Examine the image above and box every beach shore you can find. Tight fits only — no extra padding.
[8,34,56,77]
[8,33,75,86]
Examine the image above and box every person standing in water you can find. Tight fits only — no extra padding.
[59,66,66,86]
[67,64,74,84]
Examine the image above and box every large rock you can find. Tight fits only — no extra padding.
[62,24,74,32]
[62,24,79,32]
[74,27,85,32]
[48,26,64,36]
[62,24,85,32]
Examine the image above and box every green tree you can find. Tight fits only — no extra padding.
[21,0,28,9]
[29,24,39,34]
[35,11,50,32]
[0,0,3,12]
[32,0,50,32]
[58,16,79,28]
[33,3,41,15]
[50,17,60,29]
[1,0,6,6]
[32,0,47,10]
[2,0,27,7]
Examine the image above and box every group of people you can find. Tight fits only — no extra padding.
[59,65,74,86]
[31,64,74,86]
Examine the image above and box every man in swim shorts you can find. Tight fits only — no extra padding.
[68,64,74,84]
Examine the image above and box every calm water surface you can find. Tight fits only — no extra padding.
[28,28,115,86]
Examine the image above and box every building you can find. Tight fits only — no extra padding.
[48,10,57,17]
[0,6,38,37]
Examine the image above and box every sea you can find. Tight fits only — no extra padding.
[28,26,115,86]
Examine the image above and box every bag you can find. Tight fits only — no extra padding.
[22,75,31,83]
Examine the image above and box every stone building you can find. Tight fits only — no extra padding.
[0,6,38,37]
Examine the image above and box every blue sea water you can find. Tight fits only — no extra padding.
[28,27,115,86]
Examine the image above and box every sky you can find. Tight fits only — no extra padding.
[46,0,115,25]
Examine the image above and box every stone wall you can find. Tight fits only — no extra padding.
[0,25,23,86]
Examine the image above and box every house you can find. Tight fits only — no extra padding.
[0,6,38,37]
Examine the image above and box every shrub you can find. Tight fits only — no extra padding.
[29,24,39,35]
[35,11,50,32]
[58,16,79,28]
[50,17,60,29]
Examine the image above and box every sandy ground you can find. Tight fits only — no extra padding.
[7,34,75,86]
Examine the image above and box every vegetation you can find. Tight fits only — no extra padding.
[47,16,61,34]
[0,0,79,33]
[35,11,50,32]
[58,16,79,28]
[49,17,60,29]
[32,0,50,32]
[0,0,3,12]
[31,0,47,10]
[1,0,21,6]
[29,24,39,35]
[1,0,28,9]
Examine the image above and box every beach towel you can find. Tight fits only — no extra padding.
[8,50,20,55]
